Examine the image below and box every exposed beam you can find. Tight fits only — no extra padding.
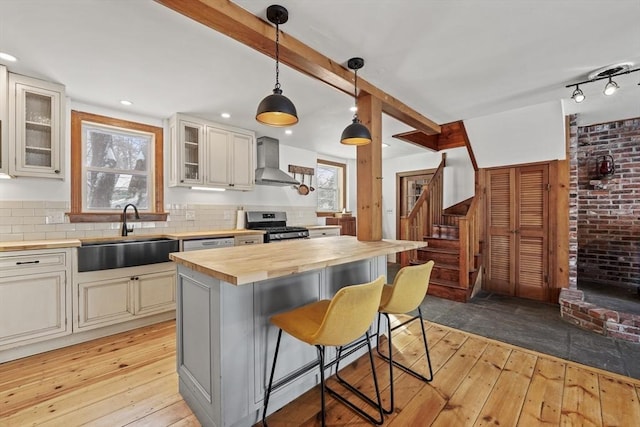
[154,0,441,136]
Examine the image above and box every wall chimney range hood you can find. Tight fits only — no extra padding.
[255,136,300,186]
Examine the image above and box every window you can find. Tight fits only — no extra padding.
[316,159,346,214]
[69,111,166,222]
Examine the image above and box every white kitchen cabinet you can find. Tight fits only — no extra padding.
[0,65,8,175]
[75,263,176,331]
[8,73,65,178]
[169,113,255,190]
[0,249,72,350]
[307,227,341,238]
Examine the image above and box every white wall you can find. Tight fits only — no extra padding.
[465,100,566,168]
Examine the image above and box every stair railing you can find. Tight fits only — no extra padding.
[399,154,446,265]
[457,193,481,288]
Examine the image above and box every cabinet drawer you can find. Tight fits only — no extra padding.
[0,252,66,274]
[235,235,263,245]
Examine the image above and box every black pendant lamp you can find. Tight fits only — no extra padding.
[340,57,371,146]
[256,5,298,127]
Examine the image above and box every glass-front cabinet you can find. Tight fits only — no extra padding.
[9,73,65,178]
[169,113,254,190]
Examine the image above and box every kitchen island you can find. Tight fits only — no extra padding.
[169,236,426,427]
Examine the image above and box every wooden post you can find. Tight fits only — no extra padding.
[356,92,383,241]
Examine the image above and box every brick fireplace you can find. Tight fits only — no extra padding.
[561,115,640,342]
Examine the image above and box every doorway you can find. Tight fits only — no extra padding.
[395,169,435,238]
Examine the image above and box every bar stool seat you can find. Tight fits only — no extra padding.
[377,261,435,414]
[262,276,386,426]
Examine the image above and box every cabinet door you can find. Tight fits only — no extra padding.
[77,277,134,329]
[229,132,254,190]
[0,271,69,348]
[205,126,230,187]
[179,120,204,185]
[9,74,64,178]
[0,65,7,175]
[133,270,176,316]
[484,165,549,301]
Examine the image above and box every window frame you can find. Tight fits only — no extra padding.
[69,111,167,223]
[316,159,347,217]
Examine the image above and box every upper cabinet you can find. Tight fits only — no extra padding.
[8,73,66,179]
[0,66,7,176]
[169,113,255,191]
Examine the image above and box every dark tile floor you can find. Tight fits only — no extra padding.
[387,265,640,380]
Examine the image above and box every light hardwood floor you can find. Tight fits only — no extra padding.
[1,318,639,426]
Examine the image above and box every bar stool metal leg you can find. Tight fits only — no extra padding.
[376,308,433,413]
[262,329,283,426]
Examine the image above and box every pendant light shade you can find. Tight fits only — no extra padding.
[256,5,298,127]
[341,57,371,145]
[341,118,372,146]
[256,88,298,126]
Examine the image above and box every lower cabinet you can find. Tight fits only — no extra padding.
[325,217,356,236]
[75,263,175,331]
[0,249,72,350]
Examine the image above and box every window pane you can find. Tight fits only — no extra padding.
[82,122,152,211]
[317,163,342,212]
[86,172,148,210]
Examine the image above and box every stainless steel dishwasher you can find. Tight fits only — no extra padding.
[182,237,235,251]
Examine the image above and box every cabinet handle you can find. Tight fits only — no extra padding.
[54,170,60,174]
[131,276,140,281]
[16,260,40,265]
[229,183,235,187]
[180,179,184,183]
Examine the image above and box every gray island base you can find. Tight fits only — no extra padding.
[169,236,426,426]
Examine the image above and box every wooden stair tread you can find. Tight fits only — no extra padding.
[429,277,468,290]
[418,247,458,255]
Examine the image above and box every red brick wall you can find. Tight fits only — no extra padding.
[576,117,640,287]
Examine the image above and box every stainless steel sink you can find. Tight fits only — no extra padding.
[77,238,179,272]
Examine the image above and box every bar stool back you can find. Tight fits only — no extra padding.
[263,275,386,426]
[377,260,435,413]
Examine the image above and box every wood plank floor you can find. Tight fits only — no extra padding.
[1,318,639,426]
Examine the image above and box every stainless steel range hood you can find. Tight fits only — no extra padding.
[255,136,300,186]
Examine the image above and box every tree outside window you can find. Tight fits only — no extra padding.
[317,159,346,214]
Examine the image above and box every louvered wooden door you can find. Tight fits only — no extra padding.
[485,164,549,301]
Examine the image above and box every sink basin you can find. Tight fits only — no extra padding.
[77,238,179,272]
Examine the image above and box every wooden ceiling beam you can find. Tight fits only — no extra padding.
[154,0,441,136]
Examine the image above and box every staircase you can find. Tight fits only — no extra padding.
[399,156,484,303]
[412,214,481,302]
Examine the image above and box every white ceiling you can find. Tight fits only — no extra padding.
[1,0,638,160]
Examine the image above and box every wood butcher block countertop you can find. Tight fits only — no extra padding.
[169,236,427,285]
[0,239,82,252]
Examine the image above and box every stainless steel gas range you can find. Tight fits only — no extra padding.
[245,211,309,243]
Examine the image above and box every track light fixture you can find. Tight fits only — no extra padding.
[603,77,619,96]
[566,63,639,103]
[256,5,298,127]
[571,86,585,103]
[341,57,372,146]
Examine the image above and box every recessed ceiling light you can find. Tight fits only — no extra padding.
[221,112,231,119]
[349,106,358,112]
[0,52,17,62]
[285,129,292,135]
[120,100,133,106]
[382,143,390,148]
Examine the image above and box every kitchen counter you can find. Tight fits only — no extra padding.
[172,235,426,426]
[305,225,341,230]
[0,239,81,252]
[164,229,264,239]
[169,235,425,285]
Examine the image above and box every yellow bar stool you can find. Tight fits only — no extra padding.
[262,276,386,426]
[376,261,435,413]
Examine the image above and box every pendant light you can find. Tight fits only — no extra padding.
[256,5,298,127]
[340,57,372,146]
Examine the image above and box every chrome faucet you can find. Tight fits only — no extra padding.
[121,203,140,236]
